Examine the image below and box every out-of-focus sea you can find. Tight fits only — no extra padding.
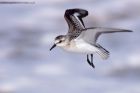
[0,0,140,93]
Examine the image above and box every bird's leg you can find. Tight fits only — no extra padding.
[87,54,91,65]
[90,54,95,68]
[86,54,95,68]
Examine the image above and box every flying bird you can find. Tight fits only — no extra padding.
[50,8,132,68]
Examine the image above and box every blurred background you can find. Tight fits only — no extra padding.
[0,0,139,93]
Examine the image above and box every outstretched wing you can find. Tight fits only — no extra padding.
[64,8,88,39]
[77,27,132,44]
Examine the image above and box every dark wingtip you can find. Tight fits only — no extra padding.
[65,8,88,17]
[125,30,133,32]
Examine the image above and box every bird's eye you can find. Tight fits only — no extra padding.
[59,40,62,43]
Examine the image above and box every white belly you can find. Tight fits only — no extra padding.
[63,39,98,54]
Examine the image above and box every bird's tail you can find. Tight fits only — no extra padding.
[95,44,109,60]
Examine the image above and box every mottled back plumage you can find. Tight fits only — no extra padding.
[64,8,88,40]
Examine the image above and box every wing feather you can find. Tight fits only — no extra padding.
[64,8,88,39]
[77,27,132,44]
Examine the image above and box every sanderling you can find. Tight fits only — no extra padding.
[50,8,132,68]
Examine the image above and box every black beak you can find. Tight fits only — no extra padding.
[50,44,56,51]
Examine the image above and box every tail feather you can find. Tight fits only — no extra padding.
[96,44,109,60]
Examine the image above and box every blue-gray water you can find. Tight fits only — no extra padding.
[0,0,140,93]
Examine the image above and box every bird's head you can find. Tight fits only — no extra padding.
[50,35,67,51]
